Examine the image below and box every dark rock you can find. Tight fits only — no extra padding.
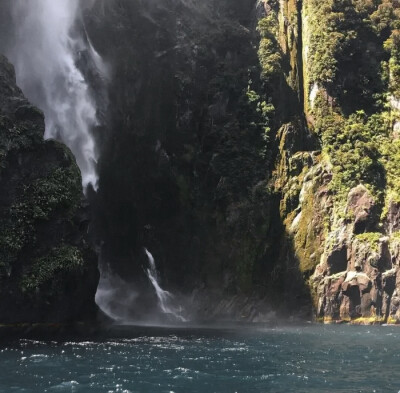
[0,55,99,324]
[386,200,400,234]
[327,245,348,274]
[347,185,378,234]
[14,105,44,122]
[83,0,310,319]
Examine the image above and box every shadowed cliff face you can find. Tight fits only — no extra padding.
[88,0,266,283]
[83,0,312,320]
[0,55,99,323]
[84,0,400,324]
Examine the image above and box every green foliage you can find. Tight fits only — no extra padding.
[370,0,400,33]
[246,87,275,145]
[257,13,282,80]
[317,112,385,202]
[306,0,397,112]
[355,232,382,252]
[306,0,400,230]
[18,165,81,220]
[380,135,400,202]
[0,165,81,276]
[306,0,348,85]
[20,245,84,293]
[384,29,400,97]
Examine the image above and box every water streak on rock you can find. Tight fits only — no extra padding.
[145,249,186,322]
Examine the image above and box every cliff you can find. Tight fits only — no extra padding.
[84,0,400,323]
[1,0,399,324]
[82,0,314,321]
[0,55,99,324]
[274,0,400,323]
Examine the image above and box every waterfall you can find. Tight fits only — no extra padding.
[145,249,186,322]
[7,0,102,191]
[94,250,187,324]
[95,269,139,322]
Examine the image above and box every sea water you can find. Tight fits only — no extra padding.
[0,324,399,392]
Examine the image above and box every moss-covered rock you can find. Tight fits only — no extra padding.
[296,0,400,324]
[0,55,98,324]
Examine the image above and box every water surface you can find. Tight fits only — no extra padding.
[0,324,399,392]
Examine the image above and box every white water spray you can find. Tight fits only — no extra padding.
[145,249,186,322]
[8,0,103,190]
[95,269,139,322]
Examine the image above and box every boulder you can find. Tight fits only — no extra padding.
[347,185,378,234]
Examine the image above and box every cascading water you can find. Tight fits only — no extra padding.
[145,249,186,322]
[7,0,103,190]
[94,250,187,324]
[5,0,187,325]
[95,270,139,322]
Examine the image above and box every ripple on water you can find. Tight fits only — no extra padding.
[1,325,400,392]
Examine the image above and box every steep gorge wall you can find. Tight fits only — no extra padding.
[86,0,400,323]
[1,0,398,323]
[277,0,400,323]
[83,0,314,321]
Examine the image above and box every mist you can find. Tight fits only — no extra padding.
[7,0,102,190]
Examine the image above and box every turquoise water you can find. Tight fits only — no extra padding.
[0,324,400,392]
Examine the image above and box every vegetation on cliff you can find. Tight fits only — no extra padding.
[287,0,400,323]
[0,55,98,324]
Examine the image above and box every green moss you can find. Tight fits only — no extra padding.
[355,232,382,252]
[293,178,322,273]
[351,316,385,325]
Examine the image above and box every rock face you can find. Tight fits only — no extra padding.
[81,0,400,323]
[0,55,99,323]
[81,0,312,320]
[281,0,400,324]
[347,185,378,234]
[0,0,397,324]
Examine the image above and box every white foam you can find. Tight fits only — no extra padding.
[9,0,104,191]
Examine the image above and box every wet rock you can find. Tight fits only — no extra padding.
[0,55,99,324]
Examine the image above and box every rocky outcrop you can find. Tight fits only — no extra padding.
[347,185,378,234]
[311,227,399,323]
[273,0,400,324]
[0,55,99,323]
